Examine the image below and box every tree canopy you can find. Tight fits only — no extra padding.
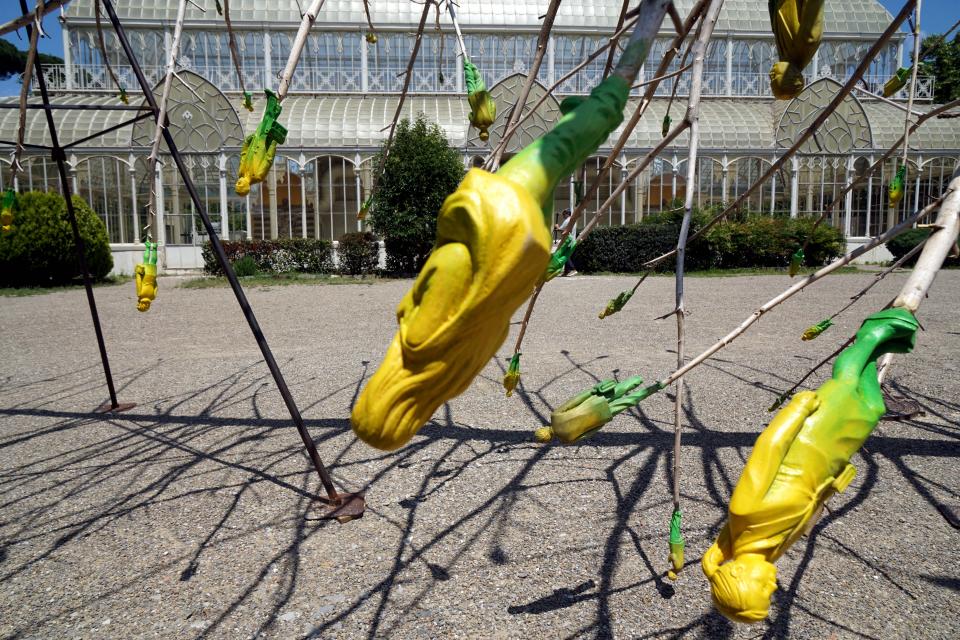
[368,115,464,274]
[920,32,960,104]
[0,39,64,81]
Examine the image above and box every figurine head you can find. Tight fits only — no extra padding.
[235,176,251,196]
[706,554,777,624]
[769,62,805,100]
[137,298,152,313]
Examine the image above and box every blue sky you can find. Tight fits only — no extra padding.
[0,0,957,97]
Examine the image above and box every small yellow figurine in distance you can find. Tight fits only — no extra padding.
[135,241,159,312]
[1,188,15,233]
[235,89,287,196]
[702,308,919,623]
[351,21,660,451]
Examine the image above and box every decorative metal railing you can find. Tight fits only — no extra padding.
[30,64,936,102]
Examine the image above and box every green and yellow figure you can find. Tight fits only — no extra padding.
[544,235,577,281]
[599,290,633,319]
[135,241,159,312]
[357,194,373,221]
[801,318,832,341]
[788,247,804,277]
[503,352,522,397]
[661,113,671,138]
[118,87,129,105]
[888,163,907,206]
[702,308,919,623]
[352,70,640,451]
[768,0,824,99]
[464,58,496,142]
[365,32,378,45]
[235,89,287,196]
[882,67,911,98]
[537,376,664,444]
[667,508,685,580]
[241,90,253,112]
[1,188,15,233]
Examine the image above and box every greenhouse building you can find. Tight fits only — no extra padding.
[1,0,958,272]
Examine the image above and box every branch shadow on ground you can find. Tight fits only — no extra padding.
[0,352,957,639]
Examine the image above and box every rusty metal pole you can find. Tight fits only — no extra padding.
[99,0,363,519]
[20,0,133,414]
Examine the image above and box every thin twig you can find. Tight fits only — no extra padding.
[671,0,724,513]
[145,0,188,240]
[602,0,631,80]
[509,0,709,359]
[0,0,64,38]
[496,15,641,148]
[13,0,43,175]
[484,0,563,171]
[370,1,433,194]
[659,193,947,389]
[94,0,125,101]
[827,238,927,321]
[222,0,249,100]
[642,0,919,271]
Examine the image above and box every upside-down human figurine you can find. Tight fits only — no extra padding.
[702,308,919,623]
[768,0,824,99]
[350,6,669,451]
[464,58,496,142]
[1,188,15,233]
[135,241,159,312]
[235,89,287,196]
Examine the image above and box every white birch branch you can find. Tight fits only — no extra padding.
[277,0,326,101]
[671,0,724,512]
[145,0,188,240]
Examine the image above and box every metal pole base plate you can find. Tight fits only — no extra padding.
[94,402,137,414]
[310,492,365,523]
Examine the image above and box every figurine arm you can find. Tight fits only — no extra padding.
[730,391,819,514]
[135,264,145,296]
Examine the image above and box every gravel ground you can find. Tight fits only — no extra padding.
[0,271,958,640]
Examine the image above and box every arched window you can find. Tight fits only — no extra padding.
[729,156,777,215]
[74,156,135,244]
[624,155,677,222]
[676,156,724,211]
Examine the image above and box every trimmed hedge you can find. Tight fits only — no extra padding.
[0,191,113,286]
[886,227,959,267]
[574,212,845,273]
[338,232,379,275]
[203,238,334,275]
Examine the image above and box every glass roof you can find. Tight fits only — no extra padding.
[1,92,956,155]
[66,0,898,36]
[865,102,960,151]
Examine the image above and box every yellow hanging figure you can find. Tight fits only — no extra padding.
[351,65,642,450]
[768,0,824,99]
[465,58,496,142]
[135,241,159,312]
[235,89,287,196]
[1,188,15,233]
[702,308,919,623]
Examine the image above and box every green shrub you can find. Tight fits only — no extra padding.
[338,231,379,275]
[368,115,464,274]
[203,238,333,275]
[0,191,113,286]
[886,227,959,267]
[574,211,844,273]
[232,255,258,277]
[574,210,717,273]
